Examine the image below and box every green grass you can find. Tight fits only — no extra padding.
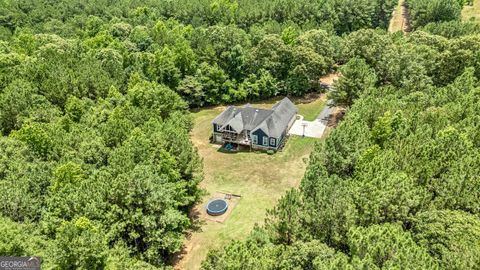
[462,0,480,22]
[296,97,326,121]
[175,97,324,269]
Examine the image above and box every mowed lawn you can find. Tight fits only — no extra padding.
[462,0,480,21]
[175,96,325,269]
[296,96,326,121]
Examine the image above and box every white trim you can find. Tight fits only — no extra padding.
[270,138,275,146]
[252,135,258,144]
[262,137,268,146]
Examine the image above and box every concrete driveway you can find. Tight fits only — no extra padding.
[289,100,336,138]
[288,115,327,138]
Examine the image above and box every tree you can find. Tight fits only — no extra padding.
[64,96,86,122]
[177,75,206,107]
[408,0,462,29]
[104,162,190,264]
[146,47,181,89]
[193,62,237,104]
[411,210,480,270]
[0,137,51,222]
[210,0,238,24]
[238,69,278,99]
[2,0,479,269]
[370,111,402,146]
[296,29,336,66]
[281,26,300,45]
[343,29,392,67]
[290,46,329,91]
[283,64,309,95]
[329,57,377,107]
[95,48,125,85]
[329,0,377,34]
[48,217,107,270]
[0,80,36,134]
[126,79,188,119]
[129,26,152,51]
[11,123,53,159]
[348,223,439,269]
[249,35,292,80]
[0,52,23,89]
[421,21,480,38]
[195,25,250,80]
[0,217,45,257]
[264,189,304,245]
[353,156,430,226]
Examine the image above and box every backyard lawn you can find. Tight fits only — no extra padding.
[174,96,325,269]
[462,0,480,22]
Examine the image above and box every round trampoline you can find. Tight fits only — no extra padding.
[206,199,228,216]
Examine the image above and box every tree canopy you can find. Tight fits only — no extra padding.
[1,0,480,269]
[203,16,480,270]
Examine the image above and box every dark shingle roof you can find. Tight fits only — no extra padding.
[212,97,297,138]
[253,97,297,137]
[212,106,236,126]
[240,107,273,130]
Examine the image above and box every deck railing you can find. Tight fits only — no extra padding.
[222,132,251,145]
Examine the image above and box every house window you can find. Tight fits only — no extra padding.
[224,125,234,132]
[270,138,276,146]
[252,135,258,144]
[263,137,268,146]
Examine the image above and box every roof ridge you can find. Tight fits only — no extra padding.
[213,98,297,138]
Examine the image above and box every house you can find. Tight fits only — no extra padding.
[211,97,298,150]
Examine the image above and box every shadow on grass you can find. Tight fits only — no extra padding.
[170,199,207,266]
[217,147,242,154]
[290,91,325,105]
[216,145,277,156]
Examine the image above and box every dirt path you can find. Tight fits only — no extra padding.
[388,0,412,33]
[462,0,480,22]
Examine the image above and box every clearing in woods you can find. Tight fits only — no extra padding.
[462,0,480,22]
[389,0,411,33]
[174,96,326,270]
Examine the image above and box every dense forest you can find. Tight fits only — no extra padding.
[0,0,400,108]
[407,0,468,29]
[202,4,480,270]
[0,0,395,268]
[1,0,479,269]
